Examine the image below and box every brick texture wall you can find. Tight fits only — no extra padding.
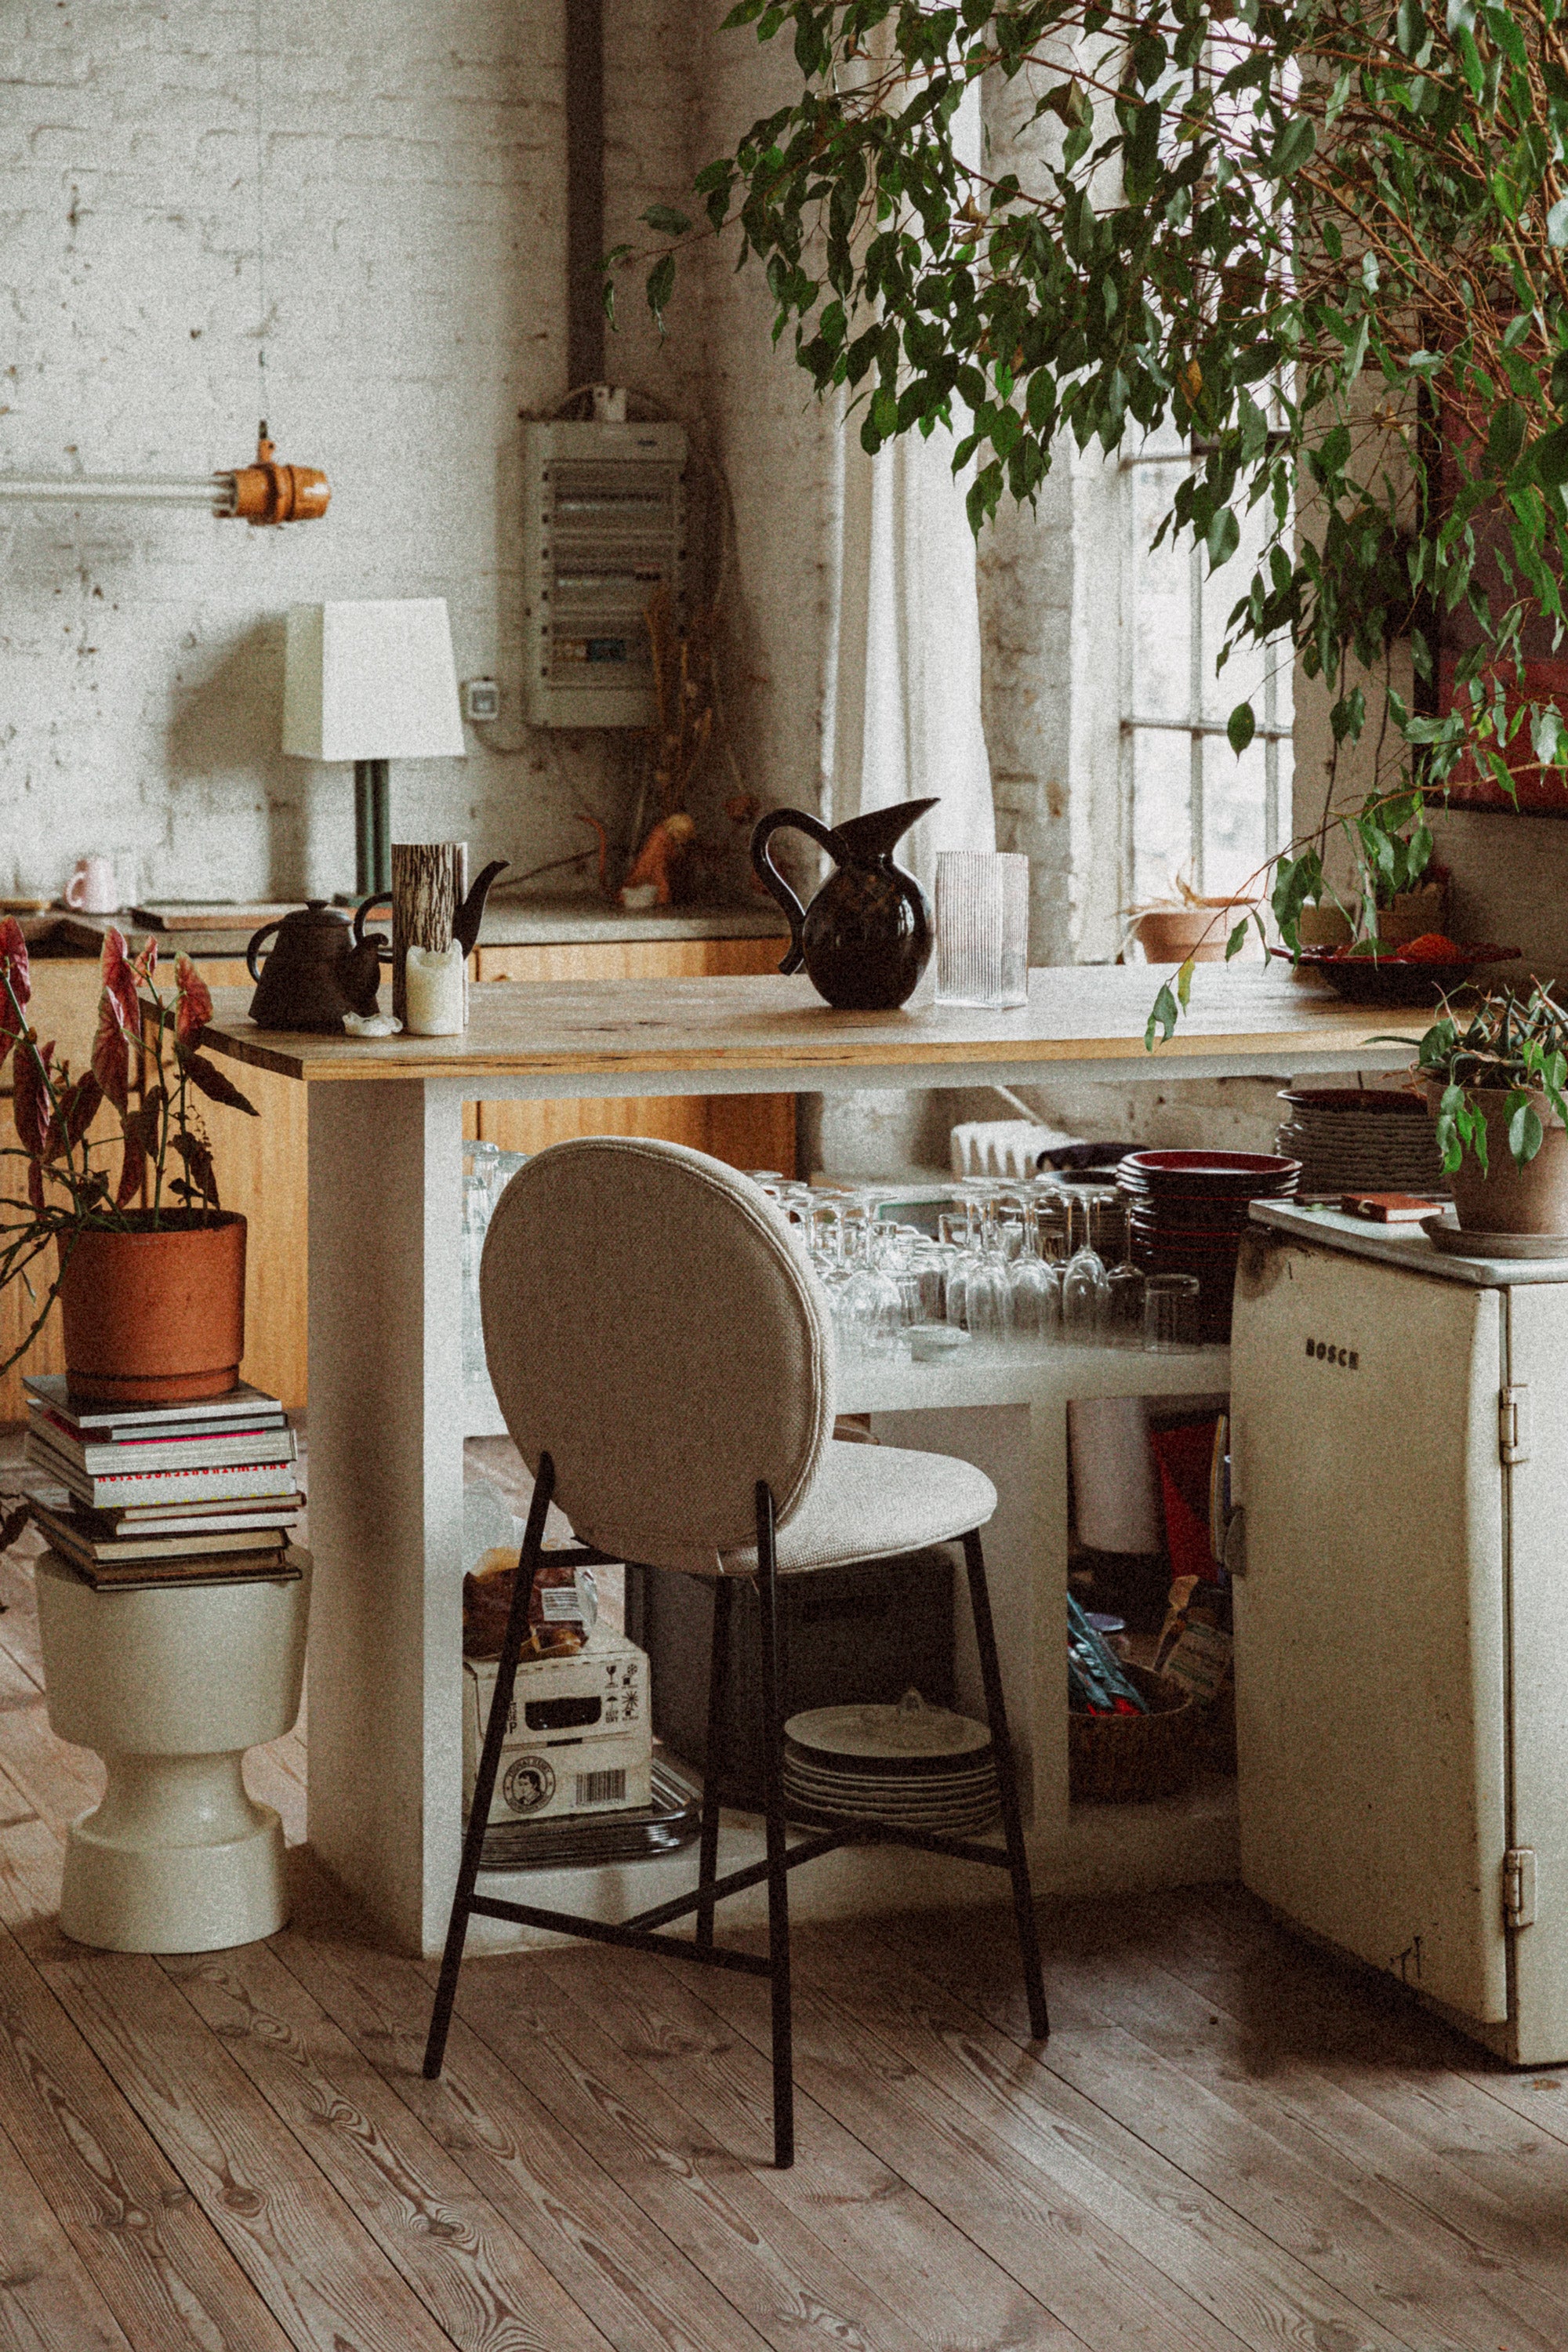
[0,0,696,906]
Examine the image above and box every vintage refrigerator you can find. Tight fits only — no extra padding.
[1230,1200,1568,2063]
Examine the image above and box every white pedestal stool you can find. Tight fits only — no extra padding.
[34,1550,311,1952]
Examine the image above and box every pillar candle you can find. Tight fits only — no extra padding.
[404,943,466,1036]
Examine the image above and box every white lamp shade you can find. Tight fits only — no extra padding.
[281,599,466,761]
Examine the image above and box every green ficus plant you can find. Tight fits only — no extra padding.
[1395,980,1568,1169]
[618,0,1568,1054]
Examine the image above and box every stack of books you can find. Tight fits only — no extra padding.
[23,1374,305,1591]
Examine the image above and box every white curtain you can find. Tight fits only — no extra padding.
[820,82,996,898]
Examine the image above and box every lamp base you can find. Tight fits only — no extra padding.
[354,758,391,896]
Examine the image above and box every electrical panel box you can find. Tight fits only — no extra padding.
[521,419,687,728]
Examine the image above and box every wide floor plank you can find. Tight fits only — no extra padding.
[679,1938,1265,2352]
[275,1911,789,2352]
[912,1894,1568,2352]
[32,1939,462,2352]
[0,1911,297,2352]
[162,1936,615,2352]
[0,2103,136,2352]
[538,1940,1083,2352]
[463,1936,1045,2352]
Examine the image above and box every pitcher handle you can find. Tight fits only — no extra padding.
[750,809,848,978]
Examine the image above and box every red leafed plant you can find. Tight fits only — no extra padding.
[0,922,257,1375]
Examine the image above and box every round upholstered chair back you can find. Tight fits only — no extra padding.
[479,1137,837,1571]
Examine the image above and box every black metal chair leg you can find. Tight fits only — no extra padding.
[755,1481,795,2168]
[695,1575,735,1955]
[962,1527,1050,2042]
[423,1453,556,2079]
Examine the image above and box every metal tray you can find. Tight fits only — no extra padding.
[478,1752,702,1872]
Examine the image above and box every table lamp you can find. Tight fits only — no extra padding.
[281,599,466,894]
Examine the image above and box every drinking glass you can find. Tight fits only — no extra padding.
[1008,1250,1062,1343]
[935,851,1029,1008]
[1144,1271,1203,1351]
[1061,1192,1109,1338]
[1102,1262,1146,1346]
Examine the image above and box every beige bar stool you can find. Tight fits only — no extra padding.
[424,1137,1047,2167]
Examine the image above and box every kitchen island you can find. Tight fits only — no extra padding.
[200,964,1411,1955]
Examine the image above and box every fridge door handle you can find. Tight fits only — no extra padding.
[1221,1506,1247,1578]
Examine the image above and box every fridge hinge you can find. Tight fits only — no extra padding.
[1500,1385,1531,1466]
[1504,1848,1538,1929]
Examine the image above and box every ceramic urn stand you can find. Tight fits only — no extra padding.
[34,1552,310,1951]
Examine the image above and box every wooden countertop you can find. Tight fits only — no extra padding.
[195,964,1414,1087]
[27,898,789,964]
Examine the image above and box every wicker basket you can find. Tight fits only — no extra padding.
[1068,1662,1196,1803]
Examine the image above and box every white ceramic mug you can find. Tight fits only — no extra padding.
[64,856,116,914]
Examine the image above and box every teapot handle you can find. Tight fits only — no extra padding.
[352,892,394,964]
[245,918,283,985]
[750,808,849,978]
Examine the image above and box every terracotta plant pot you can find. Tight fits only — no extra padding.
[56,1212,247,1403]
[1133,906,1248,964]
[1422,1085,1568,1235]
[1295,902,1354,949]
[1377,882,1447,947]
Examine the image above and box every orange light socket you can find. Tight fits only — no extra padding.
[229,431,330,526]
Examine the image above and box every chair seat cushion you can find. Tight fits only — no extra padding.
[604,1439,992,1579]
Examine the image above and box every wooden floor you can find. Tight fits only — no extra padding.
[5,1536,1568,2351]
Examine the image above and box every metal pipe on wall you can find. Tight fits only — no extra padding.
[565,0,606,390]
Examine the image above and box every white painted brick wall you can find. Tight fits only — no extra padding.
[0,0,695,906]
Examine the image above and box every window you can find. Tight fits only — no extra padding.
[1120,424,1293,911]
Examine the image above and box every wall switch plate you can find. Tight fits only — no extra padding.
[463,677,501,724]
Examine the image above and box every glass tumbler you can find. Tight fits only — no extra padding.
[1144,1271,1203,1351]
[935,851,1029,1008]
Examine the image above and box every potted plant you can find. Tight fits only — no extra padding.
[1348,790,1448,949]
[1401,982,1568,1236]
[630,3,1566,1051]
[0,920,259,1400]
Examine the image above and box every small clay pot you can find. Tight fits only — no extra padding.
[56,1212,247,1403]
[1377,882,1447,948]
[1295,902,1354,949]
[1422,1084,1568,1235]
[1133,908,1236,964]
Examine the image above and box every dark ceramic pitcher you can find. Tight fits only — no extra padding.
[750,797,938,1011]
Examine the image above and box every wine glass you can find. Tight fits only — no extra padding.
[1061,1191,1109,1338]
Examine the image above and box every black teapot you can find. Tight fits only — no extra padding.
[750,797,938,1011]
[246,900,390,1033]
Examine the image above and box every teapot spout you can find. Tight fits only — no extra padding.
[453,860,510,956]
[832,797,940,861]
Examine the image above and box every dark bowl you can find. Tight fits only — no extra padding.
[1269,944,1521,1006]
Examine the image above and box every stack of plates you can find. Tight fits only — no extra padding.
[1119,1149,1301,1343]
[1274,1087,1448,1197]
[782,1692,1000,1834]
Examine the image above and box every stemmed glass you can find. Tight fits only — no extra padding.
[1061,1190,1109,1338]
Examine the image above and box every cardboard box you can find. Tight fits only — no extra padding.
[462,1631,652,1824]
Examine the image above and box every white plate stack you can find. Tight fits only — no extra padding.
[1274,1088,1449,1197]
[782,1689,1000,1834]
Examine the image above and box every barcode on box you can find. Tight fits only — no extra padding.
[575,1768,626,1807]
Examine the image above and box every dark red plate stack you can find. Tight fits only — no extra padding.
[1118,1150,1301,1343]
